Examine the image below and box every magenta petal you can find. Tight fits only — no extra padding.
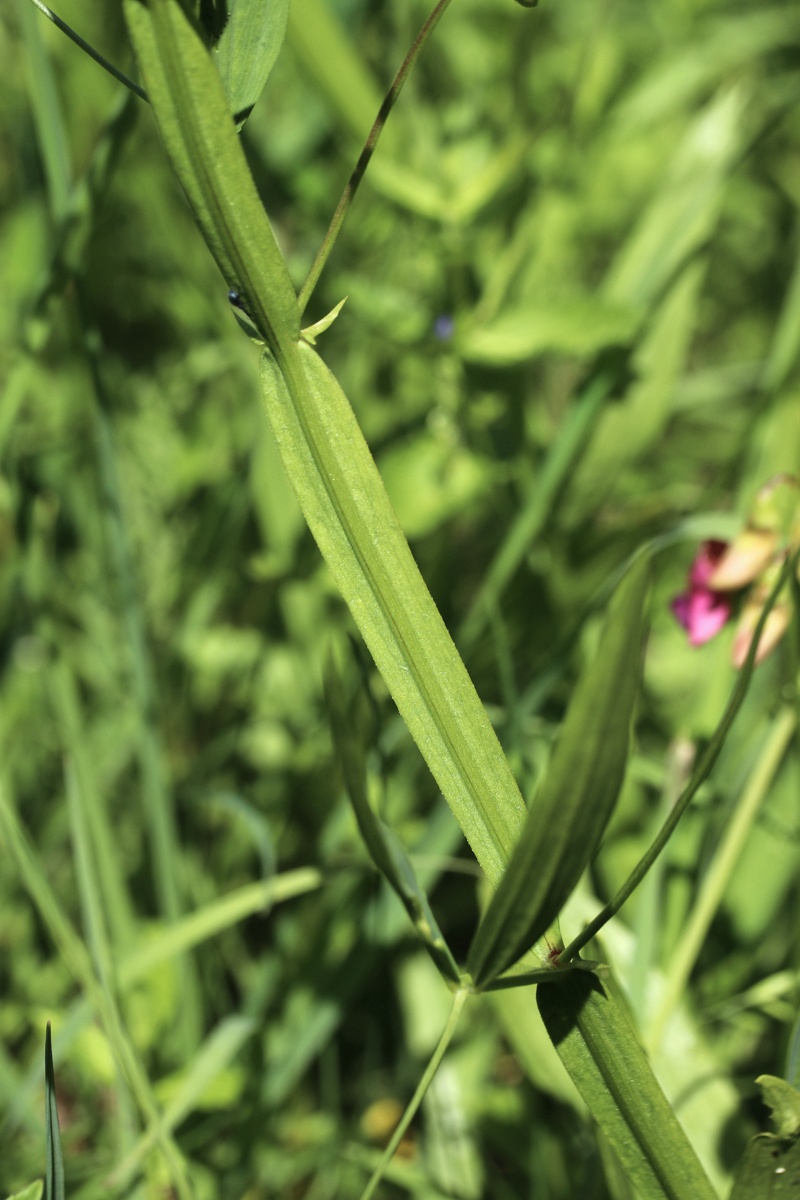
[672,541,734,648]
[672,587,732,646]
[685,591,731,645]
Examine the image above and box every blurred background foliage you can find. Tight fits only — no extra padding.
[1,0,800,1196]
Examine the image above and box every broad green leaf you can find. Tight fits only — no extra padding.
[214,0,291,127]
[537,972,717,1200]
[757,1076,800,1139]
[44,1025,64,1200]
[124,0,298,351]
[467,556,650,989]
[604,85,745,310]
[730,1134,800,1199]
[259,343,527,888]
[458,299,639,366]
[325,655,461,984]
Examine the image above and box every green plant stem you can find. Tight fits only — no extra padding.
[649,703,797,1050]
[297,0,454,315]
[26,0,148,101]
[358,986,469,1200]
[629,736,695,1022]
[560,549,799,966]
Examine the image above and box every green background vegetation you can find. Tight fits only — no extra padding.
[1,0,799,1195]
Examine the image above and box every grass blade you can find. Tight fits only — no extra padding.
[44,1024,64,1200]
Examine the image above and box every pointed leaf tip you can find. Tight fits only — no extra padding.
[44,1022,65,1200]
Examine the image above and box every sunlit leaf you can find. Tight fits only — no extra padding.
[214,0,291,127]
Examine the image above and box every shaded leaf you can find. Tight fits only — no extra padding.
[467,557,650,989]
[730,1134,800,1199]
[44,1025,64,1200]
[537,972,717,1200]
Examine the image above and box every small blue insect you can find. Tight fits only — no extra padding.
[228,289,246,311]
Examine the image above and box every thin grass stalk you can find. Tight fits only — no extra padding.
[358,987,469,1200]
[25,0,148,101]
[297,0,455,314]
[649,703,797,1049]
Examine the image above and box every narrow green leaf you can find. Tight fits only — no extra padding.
[467,557,650,988]
[537,972,717,1200]
[124,0,529,886]
[730,1134,800,1199]
[259,344,527,888]
[44,1024,64,1200]
[123,0,298,351]
[214,0,291,126]
[325,654,461,985]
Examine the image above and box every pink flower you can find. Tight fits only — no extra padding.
[672,478,799,666]
[671,541,733,646]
